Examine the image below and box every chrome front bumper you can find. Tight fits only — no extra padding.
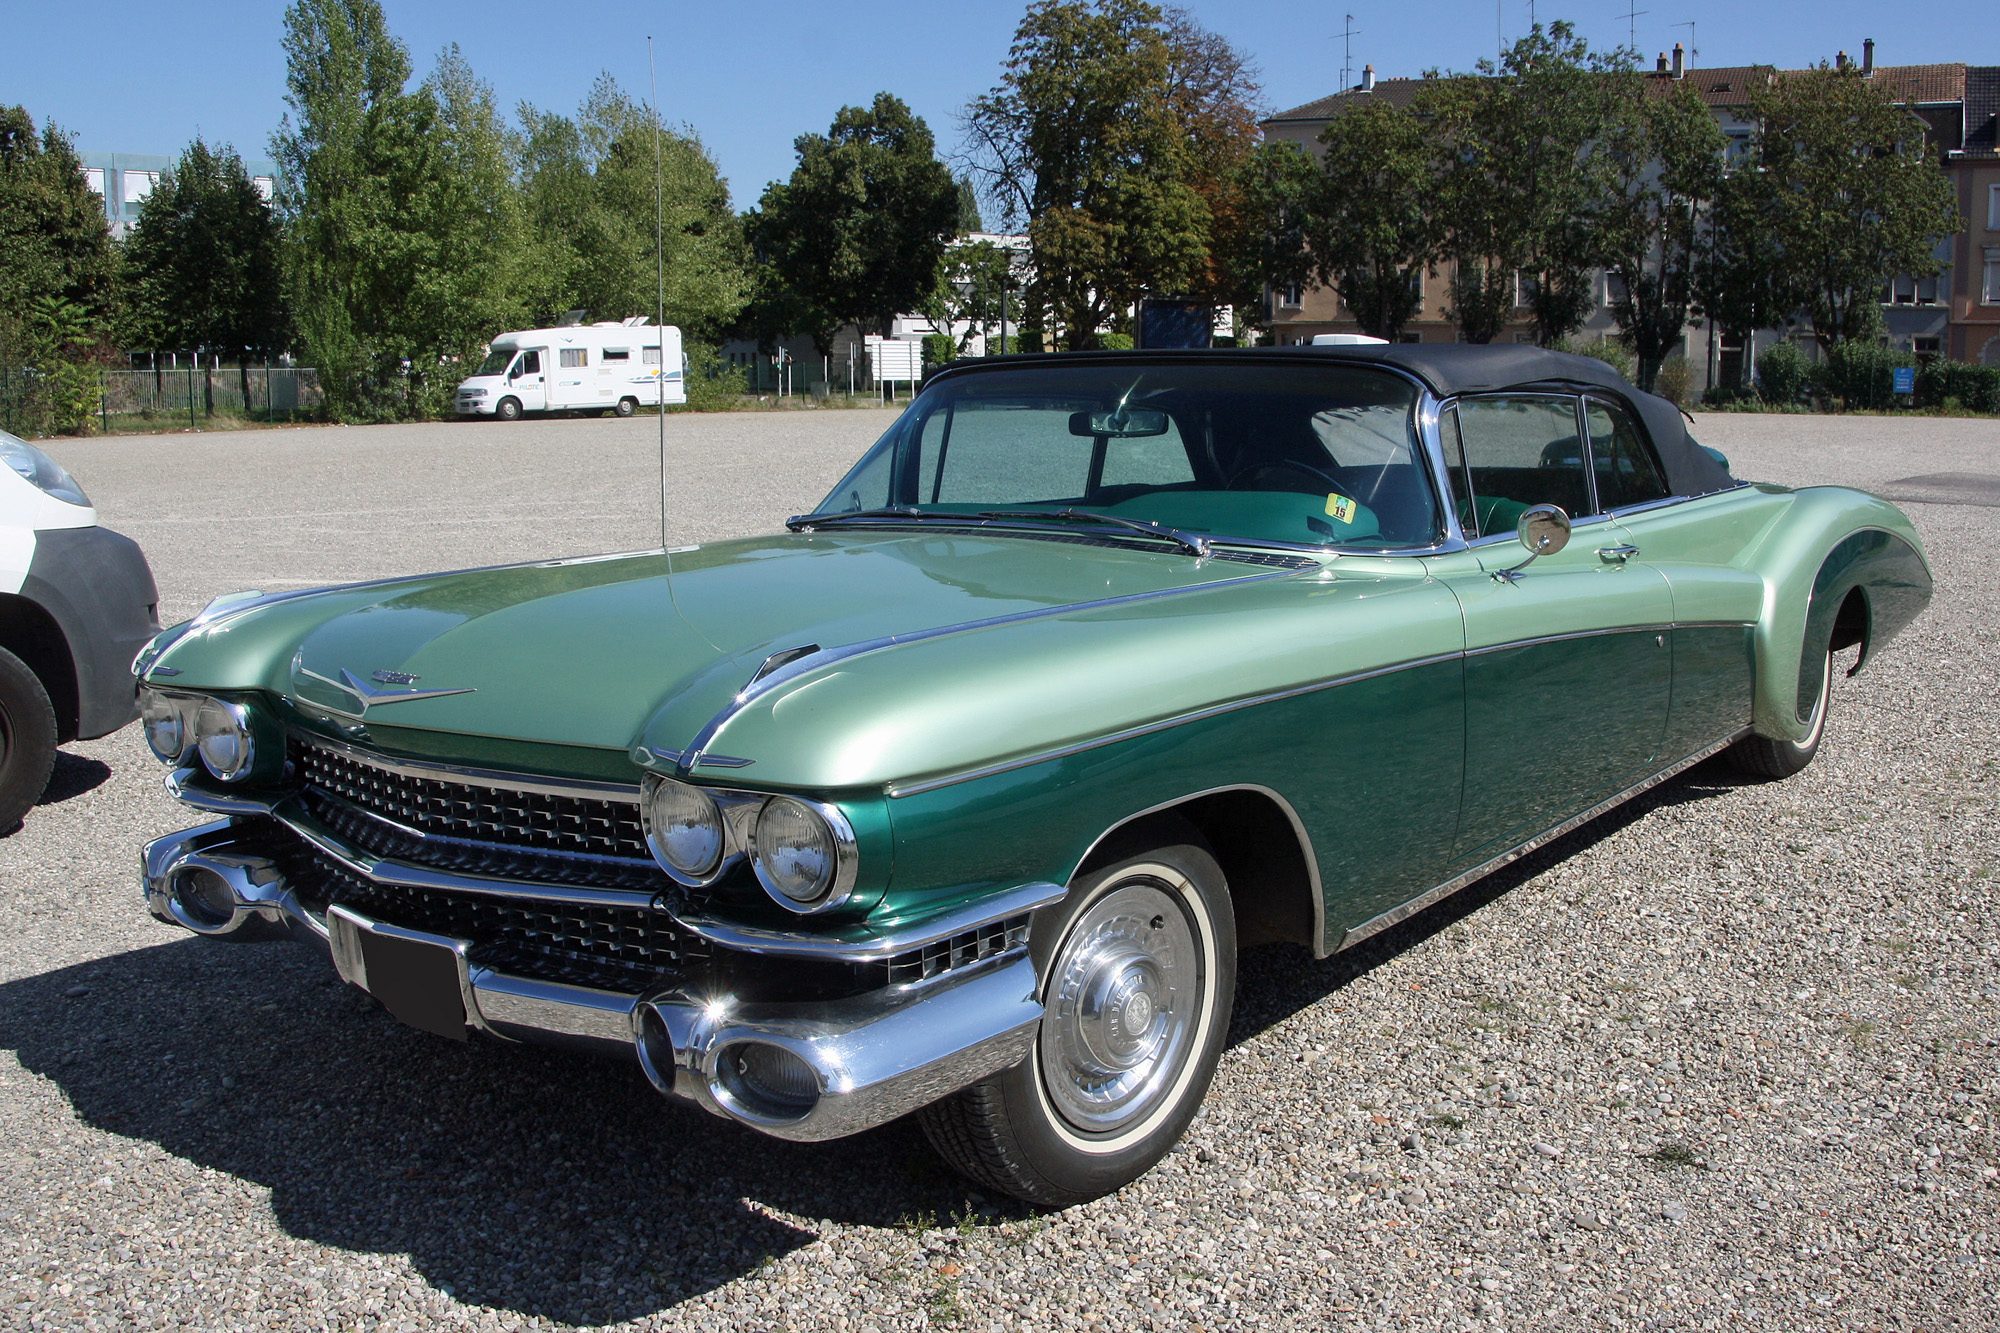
[142,820,1047,1142]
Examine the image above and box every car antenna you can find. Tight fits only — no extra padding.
[649,35,668,555]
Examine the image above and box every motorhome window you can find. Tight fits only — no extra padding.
[642,346,662,365]
[475,349,513,376]
[559,349,587,368]
[517,350,541,374]
[603,348,630,363]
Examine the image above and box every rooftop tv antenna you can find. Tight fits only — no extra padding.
[1334,13,1362,90]
[648,36,668,553]
[1616,0,1648,51]
[1672,19,1698,61]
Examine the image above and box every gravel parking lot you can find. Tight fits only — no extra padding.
[4,408,1997,1332]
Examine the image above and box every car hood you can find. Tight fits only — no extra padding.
[148,531,1345,786]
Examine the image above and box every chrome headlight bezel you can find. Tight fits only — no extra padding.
[138,687,200,763]
[749,795,858,913]
[192,697,257,782]
[640,773,727,881]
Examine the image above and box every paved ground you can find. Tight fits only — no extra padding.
[3,409,1996,1332]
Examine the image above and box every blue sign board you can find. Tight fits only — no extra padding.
[1892,367,1915,395]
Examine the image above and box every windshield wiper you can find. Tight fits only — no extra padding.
[977,509,1211,559]
[785,506,973,531]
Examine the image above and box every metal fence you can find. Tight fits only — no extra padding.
[99,367,323,426]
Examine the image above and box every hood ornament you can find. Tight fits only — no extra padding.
[296,665,476,718]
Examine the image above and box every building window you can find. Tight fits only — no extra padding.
[1512,331,1537,344]
[252,176,275,201]
[1985,251,2000,305]
[1914,336,1941,362]
[1280,284,1303,309]
[1990,184,2000,231]
[559,348,587,368]
[83,167,105,196]
[122,170,158,204]
[1604,272,1630,306]
[1514,272,1539,307]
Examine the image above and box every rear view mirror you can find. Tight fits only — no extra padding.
[1070,409,1169,438]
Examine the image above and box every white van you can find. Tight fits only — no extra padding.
[455,319,686,419]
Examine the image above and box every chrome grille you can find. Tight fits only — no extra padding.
[291,736,656,883]
[883,914,1032,987]
[295,844,703,992]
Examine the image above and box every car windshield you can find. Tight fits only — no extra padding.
[812,360,1438,549]
[475,348,515,376]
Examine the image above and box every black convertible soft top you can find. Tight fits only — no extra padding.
[1272,342,1735,498]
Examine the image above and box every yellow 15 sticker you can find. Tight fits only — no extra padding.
[1325,493,1357,524]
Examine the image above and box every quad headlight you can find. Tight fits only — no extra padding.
[139,688,196,762]
[192,697,257,782]
[638,774,857,911]
[641,774,725,879]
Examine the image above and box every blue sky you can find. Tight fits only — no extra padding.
[2,1,1972,212]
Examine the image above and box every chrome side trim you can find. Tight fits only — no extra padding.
[885,649,1465,798]
[1462,623,1677,658]
[1065,783,1327,957]
[676,567,1304,770]
[295,732,642,803]
[674,880,1066,961]
[1334,725,1752,951]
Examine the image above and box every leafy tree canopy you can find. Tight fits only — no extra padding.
[0,106,119,322]
[123,138,288,356]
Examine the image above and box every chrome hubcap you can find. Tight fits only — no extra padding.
[1041,880,1200,1135]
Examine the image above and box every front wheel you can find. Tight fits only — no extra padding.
[614,397,638,418]
[1728,645,1832,778]
[920,842,1235,1207]
[494,397,523,422]
[0,646,57,834]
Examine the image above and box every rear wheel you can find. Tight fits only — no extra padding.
[920,842,1235,1207]
[614,396,639,418]
[1728,645,1832,778]
[0,646,57,835]
[495,397,522,421]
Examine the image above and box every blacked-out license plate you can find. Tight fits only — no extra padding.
[349,919,470,1040]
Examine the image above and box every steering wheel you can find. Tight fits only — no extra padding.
[1226,458,1344,493]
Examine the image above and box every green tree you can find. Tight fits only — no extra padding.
[746,93,960,351]
[965,0,1257,348]
[1598,81,1726,391]
[122,138,288,410]
[955,176,985,234]
[1425,23,1633,345]
[1741,66,1960,351]
[271,0,414,416]
[1694,169,1805,386]
[1304,99,1437,342]
[922,238,1015,353]
[0,107,119,322]
[1216,141,1320,335]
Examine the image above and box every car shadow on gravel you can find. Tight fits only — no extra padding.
[1230,755,1757,1044]
[0,936,994,1326]
[37,752,113,807]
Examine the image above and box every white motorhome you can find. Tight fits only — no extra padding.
[455,319,685,419]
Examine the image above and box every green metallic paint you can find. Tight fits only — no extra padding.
[138,469,1932,954]
[1792,528,1933,722]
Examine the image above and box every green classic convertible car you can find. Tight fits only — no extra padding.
[135,345,1929,1205]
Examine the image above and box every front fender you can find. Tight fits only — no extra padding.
[1747,488,1931,743]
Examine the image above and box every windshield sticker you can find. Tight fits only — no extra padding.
[1325,494,1358,524]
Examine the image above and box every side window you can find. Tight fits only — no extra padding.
[1452,395,1591,535]
[602,347,630,363]
[559,348,587,368]
[1438,406,1480,535]
[1585,399,1671,510]
[517,350,541,375]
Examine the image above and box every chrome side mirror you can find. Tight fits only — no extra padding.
[1491,504,1570,583]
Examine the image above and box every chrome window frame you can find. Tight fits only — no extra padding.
[1431,390,1620,548]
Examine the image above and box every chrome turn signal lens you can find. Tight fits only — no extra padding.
[192,697,256,782]
[139,688,195,763]
[641,774,724,879]
[750,796,856,910]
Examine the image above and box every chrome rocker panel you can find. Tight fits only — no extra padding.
[140,819,1045,1143]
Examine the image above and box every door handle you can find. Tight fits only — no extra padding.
[1596,544,1639,563]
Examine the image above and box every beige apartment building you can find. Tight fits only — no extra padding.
[1261,49,2000,383]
